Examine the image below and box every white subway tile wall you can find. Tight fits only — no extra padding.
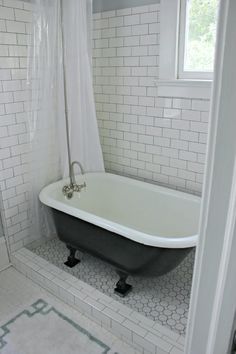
[0,1,210,253]
[93,4,210,195]
[0,0,33,252]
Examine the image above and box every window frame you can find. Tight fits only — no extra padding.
[159,0,212,99]
[178,0,214,80]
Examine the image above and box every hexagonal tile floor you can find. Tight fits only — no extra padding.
[30,238,195,335]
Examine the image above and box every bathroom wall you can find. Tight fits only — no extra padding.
[0,0,210,254]
[92,4,210,195]
[0,0,33,252]
[93,0,160,13]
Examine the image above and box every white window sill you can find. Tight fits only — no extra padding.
[156,79,212,100]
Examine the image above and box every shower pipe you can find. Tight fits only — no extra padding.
[59,0,85,188]
[59,0,73,185]
[58,1,86,200]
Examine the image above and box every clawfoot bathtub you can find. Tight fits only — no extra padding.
[39,173,200,296]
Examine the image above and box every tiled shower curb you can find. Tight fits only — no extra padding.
[12,248,184,354]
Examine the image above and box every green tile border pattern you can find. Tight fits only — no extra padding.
[0,299,110,353]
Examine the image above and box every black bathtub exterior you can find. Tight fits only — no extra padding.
[52,209,192,295]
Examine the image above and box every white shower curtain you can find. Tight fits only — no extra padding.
[59,0,104,175]
[27,0,104,240]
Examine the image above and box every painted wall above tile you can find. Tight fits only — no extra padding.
[93,0,160,13]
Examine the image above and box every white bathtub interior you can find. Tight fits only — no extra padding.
[40,173,200,248]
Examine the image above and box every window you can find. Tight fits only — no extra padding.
[178,0,218,80]
[159,0,219,97]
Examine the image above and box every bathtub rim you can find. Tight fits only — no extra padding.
[39,172,200,249]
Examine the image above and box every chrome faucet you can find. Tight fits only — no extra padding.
[70,161,85,184]
[62,161,86,199]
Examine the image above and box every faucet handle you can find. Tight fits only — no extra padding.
[71,181,86,193]
[62,184,71,195]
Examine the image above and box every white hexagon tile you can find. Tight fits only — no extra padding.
[30,238,195,336]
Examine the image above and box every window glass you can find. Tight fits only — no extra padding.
[183,0,218,73]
